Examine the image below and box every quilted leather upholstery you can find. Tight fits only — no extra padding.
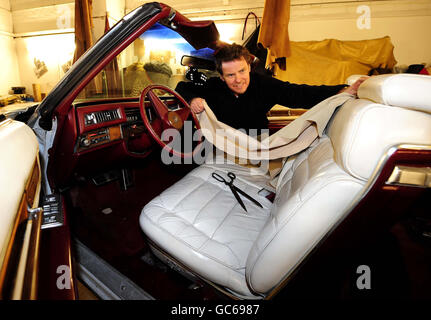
[141,138,365,297]
[140,164,273,297]
[245,137,364,294]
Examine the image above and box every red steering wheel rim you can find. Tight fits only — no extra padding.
[139,84,203,159]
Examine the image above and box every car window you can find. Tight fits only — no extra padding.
[74,23,215,102]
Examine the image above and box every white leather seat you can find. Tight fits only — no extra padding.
[140,73,431,298]
[141,163,273,297]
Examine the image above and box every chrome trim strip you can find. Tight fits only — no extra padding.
[386,165,431,188]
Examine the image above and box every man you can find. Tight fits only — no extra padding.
[175,43,365,133]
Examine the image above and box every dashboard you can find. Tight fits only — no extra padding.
[74,100,154,153]
[73,96,186,154]
[51,96,183,187]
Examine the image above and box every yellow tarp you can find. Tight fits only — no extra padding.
[273,36,397,85]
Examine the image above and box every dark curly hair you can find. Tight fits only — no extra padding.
[214,43,253,74]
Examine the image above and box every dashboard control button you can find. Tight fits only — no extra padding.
[80,138,91,147]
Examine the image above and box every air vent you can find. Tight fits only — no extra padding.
[85,108,121,126]
[94,109,121,123]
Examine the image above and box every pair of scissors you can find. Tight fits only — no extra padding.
[212,172,263,212]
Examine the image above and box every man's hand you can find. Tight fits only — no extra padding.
[189,97,206,114]
[340,76,369,96]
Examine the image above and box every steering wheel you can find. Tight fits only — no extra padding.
[139,84,203,159]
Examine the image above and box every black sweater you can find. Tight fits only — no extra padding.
[175,73,346,131]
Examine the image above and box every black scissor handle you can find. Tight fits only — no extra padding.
[212,172,226,183]
[227,172,236,181]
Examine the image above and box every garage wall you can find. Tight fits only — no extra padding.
[4,0,431,97]
[8,0,73,97]
[0,0,21,97]
[9,0,126,97]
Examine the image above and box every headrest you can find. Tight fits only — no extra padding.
[357,73,431,113]
[328,98,431,181]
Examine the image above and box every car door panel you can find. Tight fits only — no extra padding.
[0,118,41,299]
